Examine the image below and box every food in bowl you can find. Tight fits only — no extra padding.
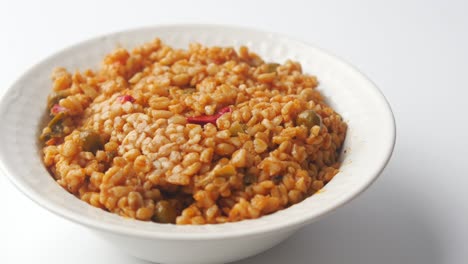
[40,39,347,225]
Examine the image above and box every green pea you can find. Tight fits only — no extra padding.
[153,201,177,224]
[296,110,322,130]
[80,130,104,154]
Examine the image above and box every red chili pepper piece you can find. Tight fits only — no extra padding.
[50,104,68,115]
[117,95,135,103]
[217,106,232,115]
[44,135,63,145]
[187,106,232,125]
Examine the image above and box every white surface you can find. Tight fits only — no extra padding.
[0,24,395,264]
[0,0,466,263]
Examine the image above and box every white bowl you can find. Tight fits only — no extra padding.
[0,25,395,264]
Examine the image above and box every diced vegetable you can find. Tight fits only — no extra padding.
[117,95,135,103]
[186,106,232,125]
[153,201,177,224]
[296,110,322,130]
[45,138,59,146]
[50,104,68,115]
[80,130,104,154]
[49,112,67,131]
[40,111,68,141]
[47,91,69,110]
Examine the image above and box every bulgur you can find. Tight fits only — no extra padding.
[40,39,347,225]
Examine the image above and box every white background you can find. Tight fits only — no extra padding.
[1,0,467,263]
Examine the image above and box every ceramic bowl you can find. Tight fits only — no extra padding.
[0,25,395,264]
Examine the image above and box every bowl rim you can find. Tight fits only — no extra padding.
[0,23,396,240]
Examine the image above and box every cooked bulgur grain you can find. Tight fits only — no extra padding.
[40,39,347,224]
